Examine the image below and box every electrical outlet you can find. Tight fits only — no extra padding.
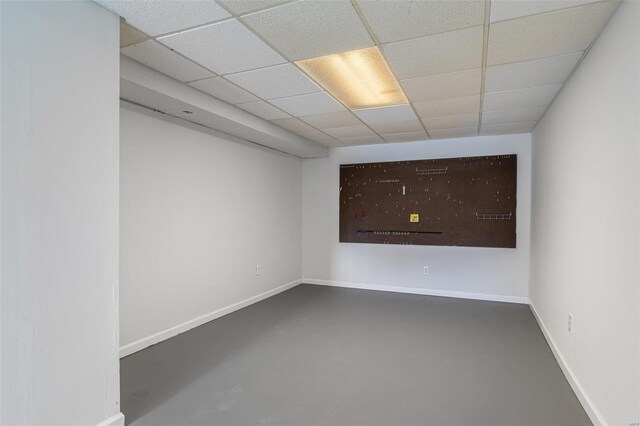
[423,266,429,275]
[256,265,261,276]
[568,314,573,333]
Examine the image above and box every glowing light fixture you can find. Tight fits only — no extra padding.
[296,47,408,110]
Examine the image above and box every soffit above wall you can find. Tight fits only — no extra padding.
[120,56,328,158]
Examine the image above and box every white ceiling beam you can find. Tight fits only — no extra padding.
[120,56,328,158]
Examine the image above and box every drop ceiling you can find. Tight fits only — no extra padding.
[103,0,619,148]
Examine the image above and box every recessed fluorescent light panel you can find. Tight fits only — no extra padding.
[296,47,408,110]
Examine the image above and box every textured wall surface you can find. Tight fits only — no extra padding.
[120,103,303,352]
[530,2,639,424]
[1,2,121,424]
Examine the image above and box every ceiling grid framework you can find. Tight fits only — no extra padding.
[101,0,621,147]
[217,0,391,146]
[349,0,432,142]
[200,0,374,147]
[477,0,492,135]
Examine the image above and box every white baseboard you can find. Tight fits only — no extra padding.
[120,279,303,358]
[529,302,605,426]
[96,413,124,426]
[303,279,529,304]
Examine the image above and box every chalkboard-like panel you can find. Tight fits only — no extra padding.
[339,155,517,248]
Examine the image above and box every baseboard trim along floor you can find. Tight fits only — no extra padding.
[119,279,302,358]
[120,278,527,358]
[121,284,590,425]
[311,279,604,423]
[529,302,606,426]
[119,279,601,425]
[96,413,125,426]
[304,278,529,304]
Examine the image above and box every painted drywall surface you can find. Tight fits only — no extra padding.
[0,1,4,422]
[302,134,531,299]
[530,2,639,424]
[120,103,302,350]
[0,2,121,425]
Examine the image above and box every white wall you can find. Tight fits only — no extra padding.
[119,102,303,355]
[302,134,531,302]
[530,1,639,425]
[0,2,122,425]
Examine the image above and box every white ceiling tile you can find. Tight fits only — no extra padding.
[269,92,345,116]
[480,121,536,135]
[353,104,416,124]
[485,52,582,92]
[316,139,347,148]
[270,117,317,134]
[121,40,214,83]
[490,0,601,22]
[487,1,619,65]
[243,0,374,60]
[324,125,375,139]
[236,100,290,120]
[218,0,291,15]
[97,0,230,36]
[225,63,320,99]
[424,113,479,130]
[384,26,483,79]
[481,107,546,126]
[369,120,423,134]
[414,95,480,119]
[353,105,423,134]
[340,135,386,146]
[295,128,335,142]
[429,127,478,139]
[483,84,562,111]
[402,68,481,102]
[188,77,259,104]
[357,0,485,43]
[383,131,429,143]
[120,21,149,48]
[299,111,361,129]
[296,128,336,143]
[160,19,286,75]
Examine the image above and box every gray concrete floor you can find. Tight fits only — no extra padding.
[121,284,591,425]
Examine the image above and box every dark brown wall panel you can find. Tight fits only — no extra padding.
[339,155,517,248]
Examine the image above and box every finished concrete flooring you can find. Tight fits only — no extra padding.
[121,284,590,425]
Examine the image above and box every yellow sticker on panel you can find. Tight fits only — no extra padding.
[410,214,419,223]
